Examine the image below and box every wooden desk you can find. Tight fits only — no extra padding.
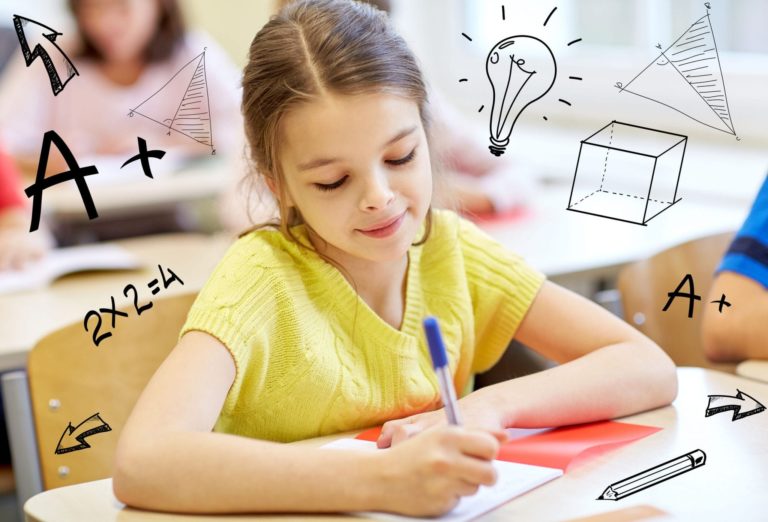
[736,360,768,383]
[0,233,232,371]
[23,368,768,521]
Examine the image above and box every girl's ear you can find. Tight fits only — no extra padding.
[264,175,294,207]
[264,175,278,195]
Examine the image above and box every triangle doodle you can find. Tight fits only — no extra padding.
[617,10,735,137]
[128,50,215,153]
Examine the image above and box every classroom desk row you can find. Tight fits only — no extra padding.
[22,368,768,522]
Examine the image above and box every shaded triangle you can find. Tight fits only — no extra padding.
[665,14,733,133]
[169,55,212,146]
[130,52,211,146]
[620,12,735,136]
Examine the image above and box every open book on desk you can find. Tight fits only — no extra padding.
[323,438,562,522]
[334,420,662,521]
[0,243,140,295]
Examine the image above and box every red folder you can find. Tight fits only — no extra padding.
[356,421,661,472]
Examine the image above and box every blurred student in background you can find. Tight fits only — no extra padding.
[703,173,768,362]
[0,0,243,173]
[0,142,50,270]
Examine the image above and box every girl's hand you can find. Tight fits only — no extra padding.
[377,389,507,448]
[370,425,499,517]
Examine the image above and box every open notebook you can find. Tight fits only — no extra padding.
[0,243,140,295]
[322,438,562,522]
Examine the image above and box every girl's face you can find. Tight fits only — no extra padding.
[277,92,432,266]
[76,0,160,63]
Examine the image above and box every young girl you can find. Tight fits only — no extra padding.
[113,0,677,516]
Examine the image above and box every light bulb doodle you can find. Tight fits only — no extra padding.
[486,36,556,156]
[458,4,582,157]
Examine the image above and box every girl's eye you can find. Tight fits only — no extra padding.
[386,147,417,167]
[314,175,348,192]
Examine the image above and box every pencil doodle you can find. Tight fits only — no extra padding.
[615,3,737,138]
[83,265,184,347]
[598,449,706,501]
[54,413,111,454]
[662,274,731,318]
[706,389,765,421]
[662,273,700,318]
[24,131,165,232]
[567,121,686,226]
[24,130,99,232]
[458,4,582,156]
[709,293,731,313]
[120,137,167,178]
[128,49,215,154]
[12,14,79,96]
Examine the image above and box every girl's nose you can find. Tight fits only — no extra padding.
[359,171,395,211]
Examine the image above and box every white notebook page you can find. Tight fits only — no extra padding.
[322,438,562,522]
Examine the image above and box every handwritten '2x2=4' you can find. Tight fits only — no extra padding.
[83,265,184,347]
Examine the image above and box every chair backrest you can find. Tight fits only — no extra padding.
[617,232,736,372]
[26,292,197,490]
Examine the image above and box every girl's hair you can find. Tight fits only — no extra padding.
[276,0,391,15]
[241,0,434,249]
[68,0,185,62]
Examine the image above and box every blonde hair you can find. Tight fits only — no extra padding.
[240,0,434,249]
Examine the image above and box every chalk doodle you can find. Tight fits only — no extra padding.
[662,273,731,318]
[598,449,706,501]
[83,265,184,347]
[706,390,765,422]
[128,49,215,154]
[12,14,79,96]
[24,131,165,232]
[458,5,582,156]
[54,413,111,454]
[615,3,737,138]
[567,121,687,226]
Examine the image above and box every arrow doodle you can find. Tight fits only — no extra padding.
[55,413,112,454]
[705,389,766,422]
[12,14,79,96]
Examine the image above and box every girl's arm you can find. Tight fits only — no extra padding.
[379,281,678,446]
[481,281,678,428]
[113,331,499,516]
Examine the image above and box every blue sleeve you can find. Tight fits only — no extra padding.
[717,175,768,289]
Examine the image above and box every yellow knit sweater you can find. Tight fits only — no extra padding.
[181,209,544,442]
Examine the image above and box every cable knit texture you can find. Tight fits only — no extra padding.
[180,209,544,442]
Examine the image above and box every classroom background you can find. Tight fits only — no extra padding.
[0,0,767,520]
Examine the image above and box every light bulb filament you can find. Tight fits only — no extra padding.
[498,55,537,136]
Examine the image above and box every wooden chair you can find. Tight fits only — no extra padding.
[617,232,736,372]
[25,292,196,491]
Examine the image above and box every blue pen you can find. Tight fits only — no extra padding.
[423,316,463,425]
